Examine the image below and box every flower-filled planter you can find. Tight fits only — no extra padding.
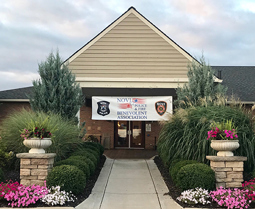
[23,138,52,153]
[210,140,239,156]
[207,120,239,156]
[20,124,53,154]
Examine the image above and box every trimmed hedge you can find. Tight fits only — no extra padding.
[47,165,86,195]
[54,158,90,178]
[169,158,184,170]
[169,160,198,183]
[176,163,215,191]
[69,156,96,176]
[71,149,98,165]
[81,144,100,156]
[83,142,104,156]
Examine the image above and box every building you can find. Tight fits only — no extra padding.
[0,7,254,149]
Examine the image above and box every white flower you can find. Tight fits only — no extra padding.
[41,186,77,206]
[177,188,211,205]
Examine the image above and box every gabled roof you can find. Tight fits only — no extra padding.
[0,87,32,101]
[212,66,255,103]
[64,6,198,65]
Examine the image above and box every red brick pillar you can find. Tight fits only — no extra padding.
[16,153,56,186]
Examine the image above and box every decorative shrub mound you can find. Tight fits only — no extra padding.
[157,105,255,172]
[71,149,98,165]
[47,165,86,195]
[169,160,198,183]
[83,142,104,156]
[168,158,184,171]
[0,109,83,162]
[69,156,96,176]
[176,163,215,191]
[54,158,90,178]
[81,143,100,156]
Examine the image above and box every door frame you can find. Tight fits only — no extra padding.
[114,121,145,149]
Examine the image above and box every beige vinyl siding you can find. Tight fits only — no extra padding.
[68,12,192,87]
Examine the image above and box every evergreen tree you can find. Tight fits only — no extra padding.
[29,51,83,120]
[175,56,227,108]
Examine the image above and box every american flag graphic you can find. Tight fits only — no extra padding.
[132,98,145,104]
[118,103,132,109]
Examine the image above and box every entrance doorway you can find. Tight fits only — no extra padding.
[114,121,145,148]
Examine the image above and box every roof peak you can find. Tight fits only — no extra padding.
[128,6,137,11]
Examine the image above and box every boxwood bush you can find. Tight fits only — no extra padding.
[54,158,90,178]
[83,142,104,156]
[47,165,86,195]
[157,105,255,172]
[69,156,96,176]
[71,149,98,165]
[81,143,100,156]
[176,163,215,191]
[169,160,198,183]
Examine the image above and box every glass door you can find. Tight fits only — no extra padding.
[115,121,129,147]
[115,121,144,148]
[130,121,144,148]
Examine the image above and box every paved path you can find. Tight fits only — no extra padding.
[76,158,181,209]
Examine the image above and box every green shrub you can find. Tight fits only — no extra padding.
[81,143,100,156]
[82,142,104,156]
[69,156,96,176]
[71,149,98,165]
[54,158,90,178]
[170,160,198,183]
[97,143,104,156]
[74,148,100,163]
[176,163,215,191]
[0,167,4,182]
[0,109,83,162]
[47,165,86,195]
[169,158,184,170]
[157,105,255,172]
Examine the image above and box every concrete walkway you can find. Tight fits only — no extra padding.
[76,158,181,209]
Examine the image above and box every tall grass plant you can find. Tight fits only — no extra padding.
[0,109,83,162]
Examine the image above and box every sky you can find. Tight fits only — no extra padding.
[1,0,255,91]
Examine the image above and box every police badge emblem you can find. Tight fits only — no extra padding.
[155,101,167,116]
[97,101,110,116]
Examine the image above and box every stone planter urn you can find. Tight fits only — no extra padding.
[210,140,239,156]
[23,138,52,153]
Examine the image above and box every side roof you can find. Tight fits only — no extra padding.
[0,87,32,101]
[212,66,255,103]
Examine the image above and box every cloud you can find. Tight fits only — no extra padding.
[0,71,39,91]
[0,0,255,91]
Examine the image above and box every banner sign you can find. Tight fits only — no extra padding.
[92,96,172,121]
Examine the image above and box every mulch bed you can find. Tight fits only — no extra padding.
[0,155,106,208]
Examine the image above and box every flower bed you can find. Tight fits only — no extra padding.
[154,156,255,209]
[0,155,106,207]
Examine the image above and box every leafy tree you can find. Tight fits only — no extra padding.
[29,51,83,120]
[175,56,227,108]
